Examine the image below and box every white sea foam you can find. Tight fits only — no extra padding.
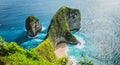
[37,33,46,37]
[76,43,84,49]
[68,56,78,65]
[24,26,46,32]
[35,39,42,42]
[42,26,46,31]
[65,33,86,65]
[65,44,68,56]
[27,35,36,38]
[24,28,26,31]
[74,35,85,49]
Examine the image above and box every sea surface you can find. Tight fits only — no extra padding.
[0,0,120,65]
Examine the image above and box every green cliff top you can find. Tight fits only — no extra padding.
[26,15,39,23]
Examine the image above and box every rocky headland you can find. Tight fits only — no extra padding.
[35,6,81,63]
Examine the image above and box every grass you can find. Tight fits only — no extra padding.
[0,36,67,65]
[0,37,53,65]
[35,37,57,63]
[2,52,53,65]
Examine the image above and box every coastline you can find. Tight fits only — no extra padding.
[54,43,71,65]
[55,43,67,57]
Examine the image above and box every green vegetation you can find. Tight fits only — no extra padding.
[26,15,39,30]
[1,52,53,65]
[35,6,79,65]
[35,38,57,63]
[57,57,68,65]
[35,6,78,65]
[0,37,66,65]
[77,55,94,65]
[0,6,85,65]
[46,6,78,46]
[58,6,81,31]
[65,31,77,43]
[26,15,39,23]
[0,37,53,65]
[0,42,25,56]
[35,37,68,65]
[25,15,42,37]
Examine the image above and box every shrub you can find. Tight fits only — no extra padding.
[0,36,66,65]
[77,55,94,65]
[0,42,25,56]
[57,57,68,65]
[2,52,53,65]
[0,37,54,65]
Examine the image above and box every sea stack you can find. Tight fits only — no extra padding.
[25,16,42,37]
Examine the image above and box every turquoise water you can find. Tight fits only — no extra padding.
[0,0,120,65]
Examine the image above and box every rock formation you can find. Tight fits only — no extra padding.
[47,6,79,46]
[35,6,80,62]
[25,16,42,37]
[35,6,80,49]
[61,6,81,31]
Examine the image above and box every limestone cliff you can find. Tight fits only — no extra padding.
[25,16,42,37]
[47,6,79,46]
[35,6,79,62]
[61,6,81,31]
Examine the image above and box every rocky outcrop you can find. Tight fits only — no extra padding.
[35,6,79,62]
[61,6,81,31]
[47,6,79,46]
[25,16,42,37]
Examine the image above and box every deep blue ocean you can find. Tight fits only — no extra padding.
[0,0,120,65]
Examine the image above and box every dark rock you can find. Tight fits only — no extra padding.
[25,16,42,37]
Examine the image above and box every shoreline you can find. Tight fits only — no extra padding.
[55,43,67,57]
[54,43,71,65]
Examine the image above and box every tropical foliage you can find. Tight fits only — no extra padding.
[77,54,94,65]
[0,36,67,65]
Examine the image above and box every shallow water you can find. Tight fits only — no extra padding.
[0,0,120,65]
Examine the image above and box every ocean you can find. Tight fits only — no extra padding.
[0,0,120,65]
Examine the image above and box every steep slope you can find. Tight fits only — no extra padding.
[47,6,79,46]
[35,6,80,62]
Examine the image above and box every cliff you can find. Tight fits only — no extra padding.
[63,6,81,31]
[35,6,80,62]
[47,6,79,46]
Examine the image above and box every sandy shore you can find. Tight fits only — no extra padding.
[55,43,66,57]
[54,43,71,65]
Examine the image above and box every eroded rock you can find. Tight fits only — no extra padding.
[25,16,42,37]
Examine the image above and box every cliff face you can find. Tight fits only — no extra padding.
[35,6,79,62]
[25,16,42,37]
[47,6,79,46]
[65,6,81,31]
